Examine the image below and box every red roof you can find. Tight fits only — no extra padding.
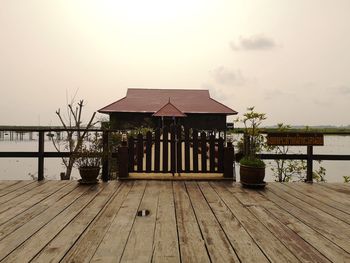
[153,100,187,117]
[98,88,237,115]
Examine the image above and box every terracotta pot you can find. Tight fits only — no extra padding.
[79,167,100,182]
[240,164,265,186]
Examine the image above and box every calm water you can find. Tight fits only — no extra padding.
[0,135,349,182]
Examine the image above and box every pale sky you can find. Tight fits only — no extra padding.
[1,0,350,126]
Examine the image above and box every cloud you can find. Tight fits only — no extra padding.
[211,66,246,86]
[230,34,277,51]
[337,86,350,95]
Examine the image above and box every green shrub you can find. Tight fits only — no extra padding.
[240,157,266,168]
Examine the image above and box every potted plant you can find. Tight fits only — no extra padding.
[236,107,267,188]
[75,136,103,184]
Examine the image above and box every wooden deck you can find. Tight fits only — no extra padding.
[0,181,349,262]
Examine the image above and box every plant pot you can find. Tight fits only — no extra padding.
[79,166,100,183]
[240,164,265,188]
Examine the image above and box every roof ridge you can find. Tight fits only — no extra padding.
[128,88,209,92]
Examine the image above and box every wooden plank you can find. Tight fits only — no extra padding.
[173,182,210,263]
[62,183,133,263]
[90,181,147,262]
[265,184,350,253]
[271,183,350,226]
[184,128,190,172]
[0,181,21,192]
[198,182,269,263]
[284,183,350,213]
[28,182,120,263]
[0,181,66,225]
[192,129,198,172]
[0,182,77,241]
[152,182,180,263]
[211,182,299,262]
[146,131,152,172]
[185,182,240,262]
[0,181,37,203]
[209,135,215,172]
[0,183,98,261]
[162,127,169,172]
[318,183,350,195]
[200,132,207,172]
[128,137,135,172]
[232,188,330,262]
[280,183,350,223]
[0,181,33,197]
[120,181,161,262]
[257,187,350,262]
[154,129,160,172]
[137,133,143,172]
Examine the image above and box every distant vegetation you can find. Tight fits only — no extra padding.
[232,126,350,134]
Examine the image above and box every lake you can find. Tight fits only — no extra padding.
[0,135,349,182]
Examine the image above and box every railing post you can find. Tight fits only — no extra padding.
[118,141,129,178]
[38,131,44,181]
[306,146,313,183]
[223,141,235,180]
[102,130,109,182]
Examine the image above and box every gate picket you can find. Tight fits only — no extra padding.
[136,133,143,172]
[128,137,135,172]
[170,125,176,173]
[193,130,199,172]
[162,127,169,172]
[218,137,224,172]
[209,134,215,172]
[177,125,182,173]
[201,132,207,172]
[146,131,152,172]
[154,129,160,172]
[184,128,190,172]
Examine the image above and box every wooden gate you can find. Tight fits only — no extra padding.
[118,126,235,179]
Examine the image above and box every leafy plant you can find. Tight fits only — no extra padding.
[236,107,266,168]
[75,136,103,168]
[343,176,350,183]
[268,123,326,182]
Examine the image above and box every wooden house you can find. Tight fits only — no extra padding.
[98,88,237,131]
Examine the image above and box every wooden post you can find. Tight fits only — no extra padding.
[223,141,234,179]
[102,131,109,182]
[118,141,129,178]
[38,131,44,181]
[306,146,313,183]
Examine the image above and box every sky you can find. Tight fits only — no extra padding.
[1,0,350,126]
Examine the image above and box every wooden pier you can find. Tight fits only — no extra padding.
[0,181,349,262]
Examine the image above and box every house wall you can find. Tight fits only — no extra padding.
[109,112,227,131]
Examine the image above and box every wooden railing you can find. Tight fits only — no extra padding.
[1,128,350,181]
[0,128,117,181]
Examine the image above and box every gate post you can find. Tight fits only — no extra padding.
[118,141,129,178]
[102,130,109,182]
[223,141,235,180]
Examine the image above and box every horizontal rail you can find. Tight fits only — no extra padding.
[0,152,118,158]
[260,154,350,161]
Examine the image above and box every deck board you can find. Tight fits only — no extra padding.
[0,180,349,262]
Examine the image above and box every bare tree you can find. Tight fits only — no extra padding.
[52,99,96,180]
